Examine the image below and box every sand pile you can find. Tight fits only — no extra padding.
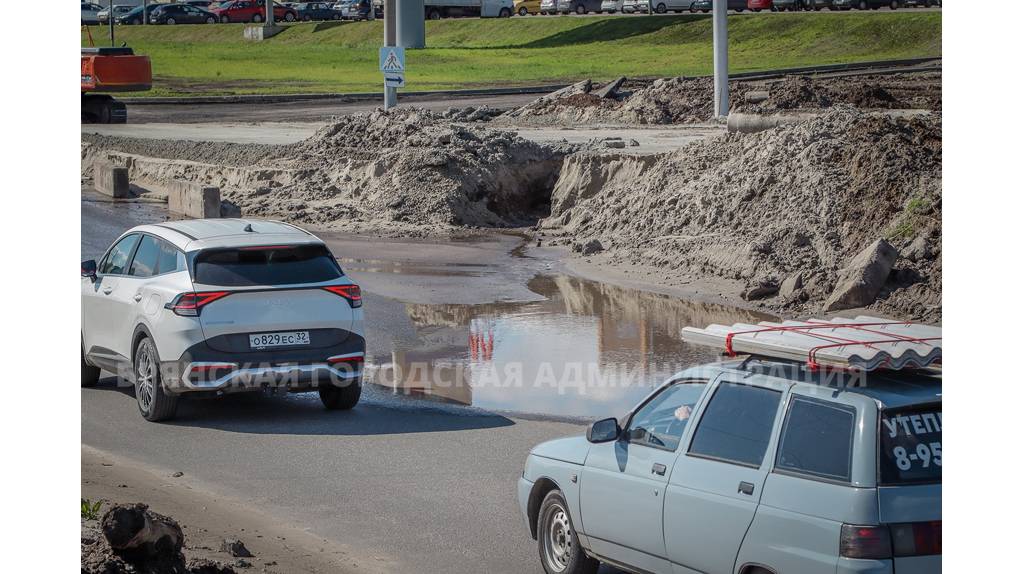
[84,109,570,233]
[497,72,942,127]
[540,107,942,321]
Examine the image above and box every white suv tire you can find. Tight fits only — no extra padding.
[134,337,179,422]
[319,381,362,410]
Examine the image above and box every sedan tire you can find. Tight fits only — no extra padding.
[537,490,598,574]
[166,17,176,25]
[206,16,216,23]
[133,337,178,422]
[319,381,361,410]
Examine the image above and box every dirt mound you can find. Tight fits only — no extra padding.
[497,72,942,127]
[82,503,237,574]
[84,108,571,234]
[540,108,942,321]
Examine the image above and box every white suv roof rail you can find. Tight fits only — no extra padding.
[680,316,941,372]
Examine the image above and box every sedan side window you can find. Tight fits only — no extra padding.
[129,236,161,278]
[626,381,707,451]
[99,234,141,276]
[775,397,856,483]
[688,382,782,468]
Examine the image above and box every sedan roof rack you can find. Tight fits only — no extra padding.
[680,316,941,372]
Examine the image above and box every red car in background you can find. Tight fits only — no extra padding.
[748,0,773,9]
[211,0,298,22]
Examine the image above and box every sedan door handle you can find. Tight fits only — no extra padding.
[652,463,667,476]
[134,294,143,302]
[738,481,755,496]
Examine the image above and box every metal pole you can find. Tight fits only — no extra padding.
[142,0,148,26]
[108,0,115,46]
[397,0,425,49]
[383,0,397,110]
[266,0,275,27]
[712,0,728,119]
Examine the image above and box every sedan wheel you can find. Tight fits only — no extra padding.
[285,12,296,21]
[206,16,215,23]
[576,4,586,14]
[519,6,528,16]
[252,13,262,23]
[655,3,667,13]
[537,491,597,574]
[220,15,229,23]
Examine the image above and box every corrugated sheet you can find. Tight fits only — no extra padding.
[680,316,941,371]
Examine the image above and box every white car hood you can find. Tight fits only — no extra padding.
[531,436,591,466]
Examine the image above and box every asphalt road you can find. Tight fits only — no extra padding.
[80,195,610,574]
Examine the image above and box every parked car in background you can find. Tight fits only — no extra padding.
[540,0,559,13]
[556,0,602,13]
[97,4,136,24]
[621,0,649,13]
[774,0,834,10]
[833,0,902,8]
[150,2,218,24]
[518,356,941,574]
[599,0,623,12]
[81,219,366,422]
[747,0,772,11]
[295,1,342,20]
[336,0,377,19]
[211,0,298,22]
[650,0,689,13]
[690,0,747,12]
[515,0,542,15]
[82,2,105,24]
[115,3,164,24]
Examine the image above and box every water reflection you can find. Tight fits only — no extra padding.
[368,274,776,419]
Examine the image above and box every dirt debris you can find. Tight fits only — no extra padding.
[539,107,942,321]
[496,72,942,126]
[83,108,572,235]
[82,503,238,574]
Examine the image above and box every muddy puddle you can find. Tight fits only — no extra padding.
[360,271,776,419]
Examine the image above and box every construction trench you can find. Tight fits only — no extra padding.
[81,71,942,323]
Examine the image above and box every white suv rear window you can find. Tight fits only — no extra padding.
[879,404,942,485]
[194,244,343,287]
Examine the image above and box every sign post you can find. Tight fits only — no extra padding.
[383,0,398,110]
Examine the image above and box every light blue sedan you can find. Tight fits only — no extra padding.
[518,359,942,574]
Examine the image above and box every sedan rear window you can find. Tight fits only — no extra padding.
[879,404,942,485]
[193,244,343,287]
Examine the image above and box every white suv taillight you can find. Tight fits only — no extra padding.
[323,285,362,308]
[165,291,231,316]
[840,524,892,560]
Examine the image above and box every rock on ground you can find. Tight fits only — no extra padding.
[823,239,899,312]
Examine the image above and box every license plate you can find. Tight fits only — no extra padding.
[249,331,310,349]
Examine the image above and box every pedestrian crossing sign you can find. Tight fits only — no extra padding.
[379,47,406,73]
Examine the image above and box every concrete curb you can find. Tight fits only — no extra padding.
[121,57,940,106]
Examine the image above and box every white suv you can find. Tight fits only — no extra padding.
[81,219,365,422]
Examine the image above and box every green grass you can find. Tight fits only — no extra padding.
[82,13,941,97]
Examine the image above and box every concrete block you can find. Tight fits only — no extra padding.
[167,180,221,219]
[243,25,284,42]
[94,161,129,198]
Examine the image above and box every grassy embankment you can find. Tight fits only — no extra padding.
[81,12,941,97]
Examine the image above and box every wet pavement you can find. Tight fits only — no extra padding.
[81,189,775,421]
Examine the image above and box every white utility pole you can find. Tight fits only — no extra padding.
[712,0,728,119]
[383,0,397,110]
[266,0,275,27]
[142,0,148,26]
